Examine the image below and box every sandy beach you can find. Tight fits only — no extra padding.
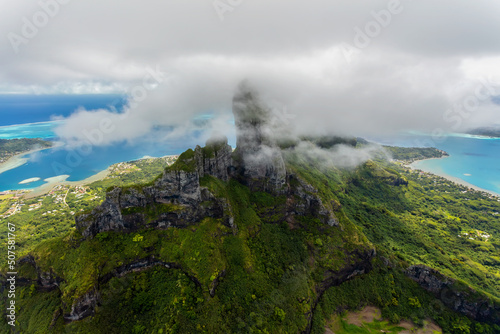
[19,177,41,184]
[22,154,180,199]
[25,168,111,199]
[5,153,180,200]
[409,156,500,198]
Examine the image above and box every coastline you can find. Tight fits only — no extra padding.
[409,156,500,198]
[0,143,61,175]
[23,154,179,199]
[25,167,111,199]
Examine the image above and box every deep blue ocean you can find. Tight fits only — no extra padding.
[0,95,498,195]
[0,94,128,127]
[0,95,233,191]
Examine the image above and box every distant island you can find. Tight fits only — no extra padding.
[0,138,53,164]
[384,146,449,163]
[465,126,500,138]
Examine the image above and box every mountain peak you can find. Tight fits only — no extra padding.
[232,82,287,193]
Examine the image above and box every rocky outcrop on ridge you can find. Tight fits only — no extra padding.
[64,288,100,321]
[406,265,500,325]
[231,82,287,194]
[76,84,337,239]
[195,135,233,182]
[286,175,339,227]
[76,165,226,239]
[17,255,64,291]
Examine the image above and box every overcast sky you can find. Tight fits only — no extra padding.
[1,0,500,144]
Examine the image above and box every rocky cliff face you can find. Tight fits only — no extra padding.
[76,157,226,239]
[76,187,126,238]
[286,175,339,227]
[64,288,100,321]
[406,265,500,325]
[18,255,64,291]
[194,135,233,181]
[77,84,337,239]
[77,146,338,239]
[232,82,287,194]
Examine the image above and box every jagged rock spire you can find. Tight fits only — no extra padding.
[232,81,287,193]
[195,134,233,181]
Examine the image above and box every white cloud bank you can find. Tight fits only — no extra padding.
[1,0,499,145]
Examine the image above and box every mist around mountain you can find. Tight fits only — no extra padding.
[1,85,500,334]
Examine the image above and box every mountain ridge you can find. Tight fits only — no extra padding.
[3,86,500,333]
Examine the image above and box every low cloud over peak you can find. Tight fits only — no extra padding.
[1,1,499,144]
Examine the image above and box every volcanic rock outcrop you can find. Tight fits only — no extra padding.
[76,84,299,238]
[406,265,500,325]
[231,82,287,194]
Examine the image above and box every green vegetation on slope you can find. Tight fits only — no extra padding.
[0,138,52,162]
[384,146,448,162]
[284,152,500,333]
[4,171,372,333]
[0,156,175,256]
[2,146,500,333]
[315,261,492,334]
[336,161,500,299]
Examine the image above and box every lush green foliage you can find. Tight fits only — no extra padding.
[285,152,500,333]
[3,171,371,333]
[383,146,447,162]
[337,161,500,299]
[315,261,500,334]
[2,146,500,333]
[169,149,197,172]
[0,157,171,257]
[0,138,52,160]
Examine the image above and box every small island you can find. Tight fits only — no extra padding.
[0,138,53,163]
[18,177,41,185]
[465,127,500,138]
[383,145,448,163]
[0,138,54,174]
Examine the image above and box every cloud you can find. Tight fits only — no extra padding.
[52,50,499,146]
[1,0,500,144]
[286,141,387,169]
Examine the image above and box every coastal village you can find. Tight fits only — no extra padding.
[107,162,141,178]
[0,185,98,219]
[0,155,180,256]
[0,152,20,165]
[410,169,500,202]
[0,155,179,220]
[0,149,33,165]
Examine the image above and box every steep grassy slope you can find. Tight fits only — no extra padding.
[337,162,500,300]
[285,152,500,333]
[3,151,374,333]
[2,146,499,333]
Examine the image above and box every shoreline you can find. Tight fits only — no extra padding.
[0,143,61,175]
[409,156,500,198]
[22,154,178,199]
[25,167,111,199]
